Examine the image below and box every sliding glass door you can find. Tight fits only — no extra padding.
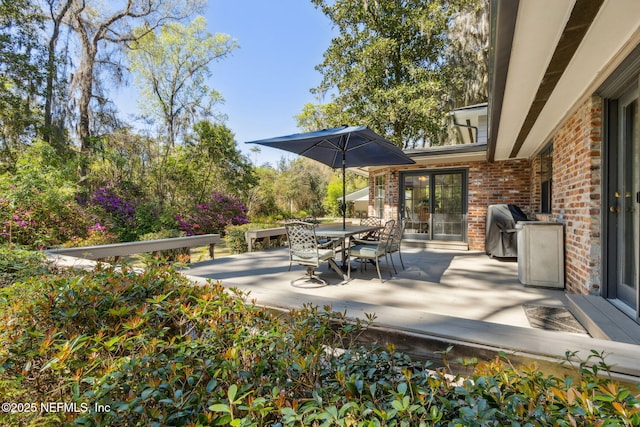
[400,170,467,242]
[607,86,639,321]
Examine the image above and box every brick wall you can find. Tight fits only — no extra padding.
[375,159,533,251]
[365,96,602,297]
[467,159,532,250]
[551,95,602,295]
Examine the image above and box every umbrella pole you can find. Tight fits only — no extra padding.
[342,152,347,230]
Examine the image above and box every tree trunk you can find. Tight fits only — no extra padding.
[43,0,73,149]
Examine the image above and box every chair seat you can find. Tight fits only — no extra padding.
[350,244,385,258]
[291,248,334,264]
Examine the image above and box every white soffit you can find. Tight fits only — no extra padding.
[517,0,640,159]
[494,0,575,161]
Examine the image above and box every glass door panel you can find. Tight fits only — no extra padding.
[402,174,430,240]
[400,170,467,242]
[433,173,465,241]
[616,93,639,312]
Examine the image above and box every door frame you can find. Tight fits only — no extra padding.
[603,82,640,323]
[398,168,468,243]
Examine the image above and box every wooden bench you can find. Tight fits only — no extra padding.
[48,234,221,260]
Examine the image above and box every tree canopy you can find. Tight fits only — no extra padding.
[309,0,488,149]
[128,16,238,147]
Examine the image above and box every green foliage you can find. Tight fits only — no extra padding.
[0,247,49,287]
[0,140,95,248]
[274,157,333,217]
[245,166,285,219]
[187,120,257,197]
[128,16,237,147]
[309,0,487,148]
[0,0,45,171]
[323,171,369,216]
[62,223,119,248]
[1,257,639,426]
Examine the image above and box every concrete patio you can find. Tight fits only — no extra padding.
[182,245,640,384]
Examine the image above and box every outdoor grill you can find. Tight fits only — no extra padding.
[485,204,528,258]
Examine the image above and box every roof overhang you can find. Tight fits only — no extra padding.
[363,143,487,174]
[489,0,640,161]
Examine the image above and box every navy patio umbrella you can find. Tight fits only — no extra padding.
[246,125,416,229]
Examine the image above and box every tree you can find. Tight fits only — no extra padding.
[0,0,45,171]
[42,0,74,151]
[128,16,237,148]
[186,120,256,200]
[67,0,202,179]
[445,0,489,108]
[310,0,485,149]
[323,171,368,216]
[274,158,332,217]
[295,101,342,133]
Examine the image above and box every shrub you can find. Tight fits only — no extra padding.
[0,259,638,426]
[176,191,248,236]
[0,246,50,287]
[62,223,119,248]
[0,198,95,249]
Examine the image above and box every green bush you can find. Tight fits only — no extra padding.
[0,258,638,426]
[0,246,50,287]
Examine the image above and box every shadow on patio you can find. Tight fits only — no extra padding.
[182,245,640,383]
[182,246,568,329]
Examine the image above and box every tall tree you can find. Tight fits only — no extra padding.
[310,0,484,149]
[42,0,73,151]
[128,16,237,148]
[0,0,45,171]
[68,0,201,180]
[446,0,489,108]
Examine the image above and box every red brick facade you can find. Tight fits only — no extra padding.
[373,159,533,251]
[550,96,602,295]
[367,95,602,297]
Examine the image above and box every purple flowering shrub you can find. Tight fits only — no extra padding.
[0,197,95,249]
[176,192,248,236]
[63,223,119,247]
[87,182,160,241]
[89,186,136,228]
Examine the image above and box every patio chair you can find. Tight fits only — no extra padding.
[405,206,428,234]
[386,219,406,274]
[353,216,382,243]
[347,219,395,283]
[285,221,335,287]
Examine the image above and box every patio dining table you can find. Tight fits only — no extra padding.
[315,224,383,280]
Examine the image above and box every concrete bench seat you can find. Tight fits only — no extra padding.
[48,234,221,260]
[245,227,287,252]
[245,222,354,252]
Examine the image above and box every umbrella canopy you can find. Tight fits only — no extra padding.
[247,126,415,229]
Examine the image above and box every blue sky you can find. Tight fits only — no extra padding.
[205,1,335,166]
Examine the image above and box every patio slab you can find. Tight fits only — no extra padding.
[182,246,640,384]
[182,246,568,328]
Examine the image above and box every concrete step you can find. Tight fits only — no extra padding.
[403,239,469,251]
[567,295,640,344]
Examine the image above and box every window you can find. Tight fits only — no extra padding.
[373,175,385,218]
[540,144,553,213]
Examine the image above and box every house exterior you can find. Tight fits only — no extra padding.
[366,0,640,327]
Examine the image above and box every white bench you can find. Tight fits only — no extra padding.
[48,234,221,260]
